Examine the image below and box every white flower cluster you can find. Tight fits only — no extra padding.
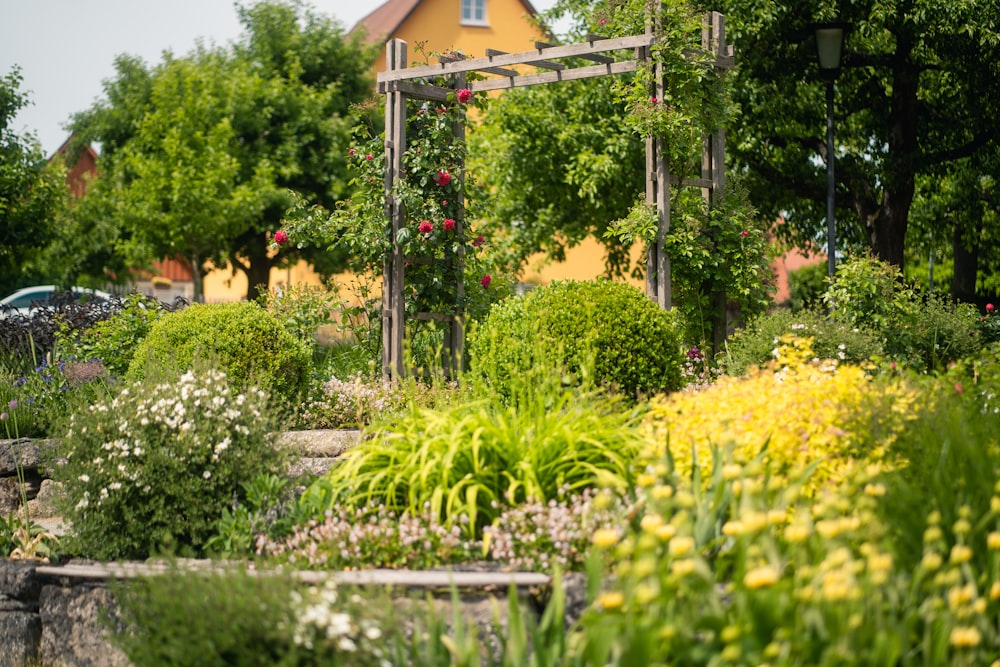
[67,368,270,509]
[289,580,387,661]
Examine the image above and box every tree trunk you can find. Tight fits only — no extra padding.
[190,251,204,303]
[869,29,919,270]
[951,219,979,302]
[242,246,273,302]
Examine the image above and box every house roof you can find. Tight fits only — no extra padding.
[352,0,540,45]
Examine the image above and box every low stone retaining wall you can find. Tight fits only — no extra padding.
[0,559,578,667]
[0,430,359,532]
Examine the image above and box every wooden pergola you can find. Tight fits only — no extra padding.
[377,12,733,380]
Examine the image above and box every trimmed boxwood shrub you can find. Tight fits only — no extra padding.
[468,279,684,399]
[127,301,312,405]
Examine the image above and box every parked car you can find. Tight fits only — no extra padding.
[0,285,114,317]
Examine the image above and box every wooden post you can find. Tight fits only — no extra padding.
[702,12,730,352]
[383,39,408,381]
[444,73,468,378]
[644,0,670,309]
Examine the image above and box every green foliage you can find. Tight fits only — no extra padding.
[68,1,378,300]
[304,371,643,539]
[786,261,828,312]
[0,66,68,295]
[720,307,884,376]
[127,301,312,406]
[205,473,300,558]
[57,293,170,378]
[256,282,337,349]
[53,368,285,560]
[469,279,684,399]
[111,569,400,666]
[825,254,983,370]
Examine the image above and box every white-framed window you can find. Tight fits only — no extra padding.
[461,0,488,26]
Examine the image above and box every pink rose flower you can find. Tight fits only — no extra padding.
[988,303,995,312]
[457,88,472,104]
[481,274,492,289]
[443,218,456,232]
[348,148,356,156]
[741,230,749,237]
[273,230,288,245]
[472,235,485,248]
[418,220,433,234]
[365,154,373,160]
[433,170,452,187]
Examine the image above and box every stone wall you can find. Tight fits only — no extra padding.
[0,560,579,667]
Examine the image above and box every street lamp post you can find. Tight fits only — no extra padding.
[812,21,850,279]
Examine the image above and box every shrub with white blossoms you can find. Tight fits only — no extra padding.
[286,579,391,665]
[54,368,286,560]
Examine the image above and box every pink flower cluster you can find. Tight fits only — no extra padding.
[418,220,433,234]
[457,88,472,104]
[273,230,289,245]
[433,170,451,187]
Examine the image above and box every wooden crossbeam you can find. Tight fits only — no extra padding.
[535,41,613,64]
[487,48,565,71]
[378,34,654,83]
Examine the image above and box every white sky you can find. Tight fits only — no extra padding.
[1,0,557,157]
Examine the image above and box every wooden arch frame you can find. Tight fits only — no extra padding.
[377,12,733,380]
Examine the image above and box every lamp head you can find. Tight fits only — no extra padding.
[811,21,851,79]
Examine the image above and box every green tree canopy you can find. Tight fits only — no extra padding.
[716,0,1000,285]
[67,0,378,301]
[0,67,67,295]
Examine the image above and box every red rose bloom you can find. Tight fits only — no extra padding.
[988,303,995,312]
[443,218,456,232]
[457,88,472,104]
[418,220,433,234]
[433,170,452,187]
[273,230,289,245]
[481,274,492,289]
[472,235,485,248]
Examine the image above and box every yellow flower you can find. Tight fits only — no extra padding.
[950,544,973,564]
[744,565,780,589]
[953,518,972,535]
[637,473,656,487]
[949,626,982,648]
[742,511,769,533]
[634,557,658,578]
[987,532,1000,551]
[669,536,696,557]
[721,464,742,480]
[784,523,811,543]
[948,584,976,610]
[651,485,674,500]
[640,514,664,533]
[655,524,677,541]
[592,529,620,549]
[596,591,625,611]
[924,526,943,543]
[921,552,943,571]
[635,583,658,605]
[671,558,697,576]
[989,581,1000,601]
[863,483,886,496]
[722,521,744,536]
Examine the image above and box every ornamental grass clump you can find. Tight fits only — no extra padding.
[304,364,643,539]
[53,368,286,560]
[642,334,919,493]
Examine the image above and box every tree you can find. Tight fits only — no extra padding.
[69,0,377,301]
[0,67,67,295]
[714,0,1000,279]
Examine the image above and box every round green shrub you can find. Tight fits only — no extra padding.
[54,368,285,559]
[720,307,884,375]
[468,279,684,399]
[127,301,312,405]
